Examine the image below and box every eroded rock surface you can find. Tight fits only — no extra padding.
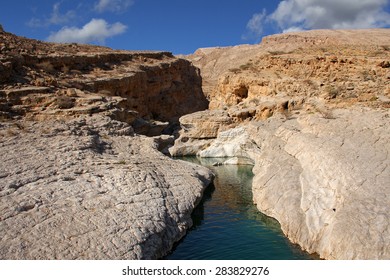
[0,29,213,260]
[169,110,234,156]
[0,30,208,133]
[173,107,390,259]
[187,29,389,113]
[251,109,390,259]
[0,116,213,259]
[173,29,390,259]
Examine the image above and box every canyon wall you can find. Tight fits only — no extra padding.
[173,29,390,259]
[1,29,208,133]
[0,29,213,259]
[183,109,389,259]
[2,26,389,260]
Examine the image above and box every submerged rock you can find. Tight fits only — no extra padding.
[223,157,254,165]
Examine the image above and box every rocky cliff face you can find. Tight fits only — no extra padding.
[173,29,390,259]
[185,44,264,97]
[0,29,208,134]
[188,29,389,113]
[2,26,390,260]
[189,109,390,259]
[0,29,213,259]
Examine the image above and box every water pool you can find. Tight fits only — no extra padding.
[164,158,317,260]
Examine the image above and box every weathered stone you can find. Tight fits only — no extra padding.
[131,118,169,137]
[2,26,390,261]
[169,138,214,157]
[179,110,233,139]
[0,30,213,260]
[0,31,208,129]
[223,157,254,165]
[186,29,390,112]
[174,29,390,260]
[178,108,390,260]
[251,109,390,259]
[168,110,234,157]
[198,126,257,158]
[0,116,213,259]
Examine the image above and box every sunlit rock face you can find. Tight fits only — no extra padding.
[173,29,390,259]
[0,29,212,259]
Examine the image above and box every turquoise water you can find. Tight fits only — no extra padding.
[164,157,317,260]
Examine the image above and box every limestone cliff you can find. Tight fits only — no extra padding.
[188,29,389,113]
[188,109,390,259]
[0,30,213,259]
[0,29,208,134]
[173,29,390,259]
[2,26,390,260]
[185,44,264,97]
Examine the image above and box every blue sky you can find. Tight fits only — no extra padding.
[1,0,389,54]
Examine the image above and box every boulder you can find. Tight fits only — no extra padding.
[178,110,233,139]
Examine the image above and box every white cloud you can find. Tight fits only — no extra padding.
[49,3,76,25]
[28,2,76,27]
[282,26,304,33]
[245,0,390,37]
[242,9,267,40]
[269,0,390,32]
[47,18,127,44]
[94,0,134,13]
[247,10,267,36]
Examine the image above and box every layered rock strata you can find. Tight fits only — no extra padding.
[188,29,389,113]
[181,108,389,259]
[172,29,390,259]
[0,29,208,134]
[0,29,213,259]
[169,110,234,156]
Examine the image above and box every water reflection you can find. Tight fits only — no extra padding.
[164,157,316,260]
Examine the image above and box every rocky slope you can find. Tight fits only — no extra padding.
[1,26,389,260]
[0,29,213,259]
[189,29,389,112]
[172,29,390,259]
[185,44,264,97]
[0,29,208,135]
[0,116,213,259]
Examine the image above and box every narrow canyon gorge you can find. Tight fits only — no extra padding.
[1,27,389,259]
